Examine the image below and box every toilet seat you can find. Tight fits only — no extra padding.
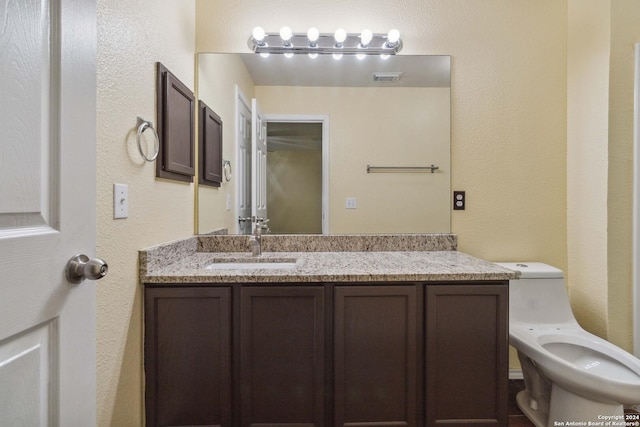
[511,323,640,405]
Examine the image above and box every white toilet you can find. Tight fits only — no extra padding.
[497,262,640,427]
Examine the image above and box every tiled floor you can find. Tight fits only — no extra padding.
[508,380,640,426]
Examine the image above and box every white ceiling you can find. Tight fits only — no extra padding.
[240,54,450,88]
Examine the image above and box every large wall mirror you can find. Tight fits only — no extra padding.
[196,53,451,235]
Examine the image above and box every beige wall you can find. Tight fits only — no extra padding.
[256,85,451,233]
[96,0,195,425]
[567,0,611,340]
[566,0,638,352]
[93,0,640,423]
[196,0,568,262]
[197,54,255,234]
[607,0,640,349]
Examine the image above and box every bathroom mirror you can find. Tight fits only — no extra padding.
[196,53,451,235]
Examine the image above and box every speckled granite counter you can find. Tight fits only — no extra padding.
[139,234,517,284]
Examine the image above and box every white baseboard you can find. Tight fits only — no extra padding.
[509,369,523,380]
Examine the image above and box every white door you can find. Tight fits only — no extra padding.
[236,89,252,235]
[251,98,268,226]
[0,0,98,425]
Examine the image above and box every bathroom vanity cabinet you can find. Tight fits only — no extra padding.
[144,287,232,427]
[144,281,508,427]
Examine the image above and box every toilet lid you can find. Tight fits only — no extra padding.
[495,262,564,279]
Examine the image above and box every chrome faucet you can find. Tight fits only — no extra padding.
[249,222,263,256]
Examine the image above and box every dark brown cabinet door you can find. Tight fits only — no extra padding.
[198,100,223,187]
[334,285,420,427]
[156,62,195,182]
[240,286,325,427]
[425,284,508,426]
[144,287,232,427]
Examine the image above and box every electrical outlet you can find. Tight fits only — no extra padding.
[453,191,465,210]
[345,197,357,209]
[114,183,128,219]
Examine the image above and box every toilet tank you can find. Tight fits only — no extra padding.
[495,262,578,325]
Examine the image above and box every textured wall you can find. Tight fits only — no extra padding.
[566,0,638,353]
[607,0,640,350]
[196,0,568,265]
[96,0,195,425]
[567,1,610,339]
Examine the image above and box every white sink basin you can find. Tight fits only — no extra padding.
[205,259,297,270]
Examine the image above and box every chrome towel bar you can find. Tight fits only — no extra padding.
[366,164,439,173]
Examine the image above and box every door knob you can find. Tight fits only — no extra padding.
[65,254,108,284]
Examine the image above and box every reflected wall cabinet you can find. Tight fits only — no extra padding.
[198,100,223,187]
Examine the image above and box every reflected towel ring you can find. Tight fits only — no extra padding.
[223,160,232,182]
[136,117,159,162]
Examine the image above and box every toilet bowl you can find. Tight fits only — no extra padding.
[497,262,640,427]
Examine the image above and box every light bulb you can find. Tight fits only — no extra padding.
[279,26,292,42]
[284,52,294,58]
[334,28,347,44]
[360,29,373,47]
[252,26,265,42]
[387,29,400,45]
[260,52,270,58]
[307,27,319,43]
[356,53,366,60]
[380,54,390,60]
[332,53,343,60]
[308,52,318,59]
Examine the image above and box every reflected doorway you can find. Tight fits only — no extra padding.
[265,116,329,234]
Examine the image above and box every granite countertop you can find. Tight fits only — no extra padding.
[140,234,518,285]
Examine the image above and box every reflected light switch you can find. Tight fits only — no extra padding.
[346,197,357,209]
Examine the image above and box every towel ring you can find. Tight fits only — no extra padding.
[223,159,232,182]
[136,117,159,162]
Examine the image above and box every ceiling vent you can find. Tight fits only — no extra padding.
[372,72,403,82]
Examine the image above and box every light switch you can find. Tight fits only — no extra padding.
[114,183,128,219]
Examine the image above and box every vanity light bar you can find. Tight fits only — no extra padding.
[248,27,403,56]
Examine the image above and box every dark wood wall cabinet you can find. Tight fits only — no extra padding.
[156,62,195,182]
[144,281,508,427]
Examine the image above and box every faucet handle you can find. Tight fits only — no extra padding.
[254,217,270,229]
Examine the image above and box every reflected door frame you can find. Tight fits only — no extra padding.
[235,91,330,235]
[235,87,252,234]
[264,114,330,235]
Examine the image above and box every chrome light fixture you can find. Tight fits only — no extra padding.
[248,27,403,56]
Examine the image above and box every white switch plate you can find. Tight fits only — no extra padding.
[345,197,357,209]
[113,183,128,219]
